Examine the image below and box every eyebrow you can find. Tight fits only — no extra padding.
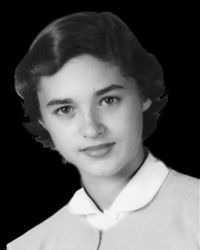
[46,84,125,107]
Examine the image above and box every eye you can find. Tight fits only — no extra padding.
[55,105,73,115]
[100,96,121,106]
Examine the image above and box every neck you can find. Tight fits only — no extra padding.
[80,146,147,212]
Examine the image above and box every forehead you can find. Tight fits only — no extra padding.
[39,54,138,99]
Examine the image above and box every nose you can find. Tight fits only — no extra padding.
[80,108,106,139]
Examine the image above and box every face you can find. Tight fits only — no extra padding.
[38,54,152,179]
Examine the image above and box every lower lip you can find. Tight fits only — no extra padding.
[82,144,115,158]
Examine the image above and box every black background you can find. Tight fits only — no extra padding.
[1,3,199,248]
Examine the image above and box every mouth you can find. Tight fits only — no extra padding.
[80,142,116,158]
[80,142,115,151]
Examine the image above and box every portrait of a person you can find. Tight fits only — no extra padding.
[6,11,199,250]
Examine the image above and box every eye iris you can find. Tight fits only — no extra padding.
[105,97,114,104]
[61,106,71,113]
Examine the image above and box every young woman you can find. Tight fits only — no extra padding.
[7,11,199,250]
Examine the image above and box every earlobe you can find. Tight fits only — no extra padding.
[38,119,46,129]
[142,98,152,112]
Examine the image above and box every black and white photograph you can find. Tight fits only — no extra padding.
[2,5,199,250]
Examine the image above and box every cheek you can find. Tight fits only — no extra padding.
[119,109,143,158]
[49,127,77,159]
[42,118,75,147]
[109,104,143,138]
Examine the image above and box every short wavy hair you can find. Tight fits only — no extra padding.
[15,11,168,149]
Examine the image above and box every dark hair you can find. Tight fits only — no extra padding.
[15,11,168,149]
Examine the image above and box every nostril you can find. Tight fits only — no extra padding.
[82,121,105,138]
[80,110,105,138]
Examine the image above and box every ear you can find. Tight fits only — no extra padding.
[38,119,47,129]
[142,98,152,112]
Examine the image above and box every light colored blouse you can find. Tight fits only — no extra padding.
[7,152,199,250]
[68,151,169,230]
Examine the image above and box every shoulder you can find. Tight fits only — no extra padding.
[7,204,79,250]
[161,168,199,209]
[167,169,199,195]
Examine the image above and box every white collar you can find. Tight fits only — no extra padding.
[68,151,170,215]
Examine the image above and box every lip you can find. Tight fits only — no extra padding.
[80,142,115,158]
[80,142,115,152]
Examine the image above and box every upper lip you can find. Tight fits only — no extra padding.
[80,142,115,151]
